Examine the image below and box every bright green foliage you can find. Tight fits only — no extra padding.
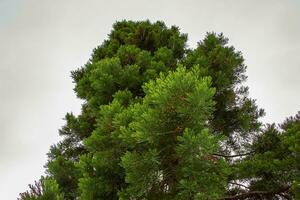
[118,66,222,199]
[176,128,228,200]
[20,20,300,200]
[73,21,187,110]
[19,177,64,200]
[42,20,187,200]
[120,149,160,199]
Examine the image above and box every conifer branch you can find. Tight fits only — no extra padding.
[212,151,253,158]
[220,186,290,200]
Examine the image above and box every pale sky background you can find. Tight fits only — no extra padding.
[0,0,299,199]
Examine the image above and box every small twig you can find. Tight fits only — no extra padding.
[219,186,290,200]
[212,151,253,158]
[229,182,250,189]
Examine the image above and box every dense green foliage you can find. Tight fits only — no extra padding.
[20,20,300,200]
[18,177,64,200]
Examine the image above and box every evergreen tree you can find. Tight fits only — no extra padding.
[18,177,64,200]
[20,20,300,200]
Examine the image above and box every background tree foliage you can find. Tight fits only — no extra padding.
[20,20,300,200]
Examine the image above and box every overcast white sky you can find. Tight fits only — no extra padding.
[0,0,299,199]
